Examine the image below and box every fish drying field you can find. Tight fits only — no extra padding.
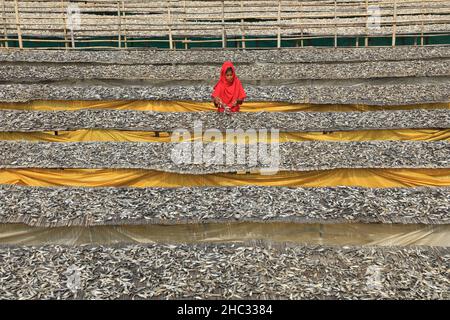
[0,47,449,299]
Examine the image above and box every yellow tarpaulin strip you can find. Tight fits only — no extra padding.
[1,100,449,112]
[1,168,449,188]
[1,129,449,142]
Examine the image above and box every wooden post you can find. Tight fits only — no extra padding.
[167,1,174,50]
[222,0,226,48]
[13,0,22,49]
[277,0,281,48]
[1,0,8,48]
[392,0,397,47]
[122,1,127,48]
[240,0,245,49]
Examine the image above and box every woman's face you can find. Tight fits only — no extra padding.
[225,70,234,83]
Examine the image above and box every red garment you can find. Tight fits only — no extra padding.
[212,61,246,112]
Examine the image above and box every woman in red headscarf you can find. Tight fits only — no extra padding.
[212,61,246,113]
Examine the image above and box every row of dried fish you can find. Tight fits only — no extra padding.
[0,243,447,299]
[0,141,448,173]
[2,60,449,83]
[1,109,449,132]
[0,185,448,227]
[1,47,449,65]
[1,83,449,105]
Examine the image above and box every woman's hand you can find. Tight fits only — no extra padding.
[214,97,222,106]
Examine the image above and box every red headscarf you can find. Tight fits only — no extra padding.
[212,61,246,107]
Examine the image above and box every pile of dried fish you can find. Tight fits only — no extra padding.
[1,47,448,65]
[2,60,449,83]
[0,185,448,227]
[0,243,447,299]
[1,83,449,105]
[0,141,448,173]
[1,109,449,132]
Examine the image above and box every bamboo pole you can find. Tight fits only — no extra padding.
[122,1,127,49]
[60,0,69,50]
[241,0,245,49]
[166,1,174,50]
[13,30,450,50]
[298,0,304,48]
[392,0,397,46]
[365,0,369,47]
[183,0,188,49]
[222,0,226,48]
[66,1,77,48]
[334,0,337,48]
[1,0,8,48]
[420,0,425,46]
[300,0,304,47]
[13,0,23,49]
[277,0,281,48]
[70,24,75,48]
[117,1,122,49]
